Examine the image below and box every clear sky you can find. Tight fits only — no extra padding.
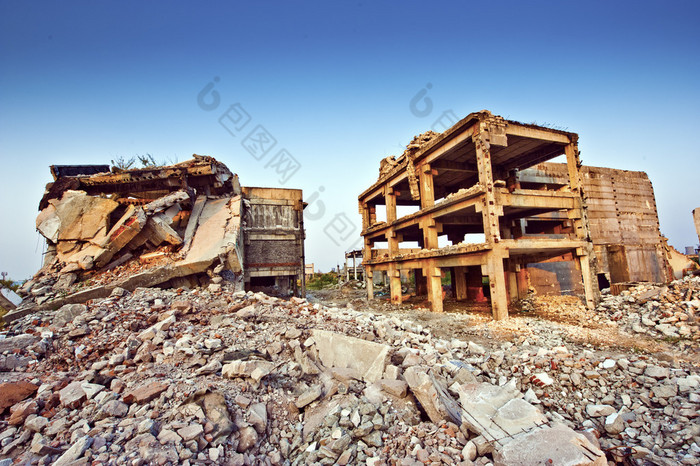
[1,1,699,280]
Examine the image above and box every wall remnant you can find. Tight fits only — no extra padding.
[517,163,670,291]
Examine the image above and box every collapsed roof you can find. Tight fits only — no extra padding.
[8,155,305,321]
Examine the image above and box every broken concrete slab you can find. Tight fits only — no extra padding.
[0,334,40,353]
[181,196,242,273]
[53,303,87,328]
[36,190,119,243]
[492,422,606,466]
[0,287,22,309]
[403,366,453,424]
[311,329,390,383]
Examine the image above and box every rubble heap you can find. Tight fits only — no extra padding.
[594,276,700,353]
[0,281,698,465]
[7,156,250,322]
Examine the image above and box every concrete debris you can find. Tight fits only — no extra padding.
[6,155,306,323]
[311,329,390,383]
[593,276,700,353]
[0,281,696,465]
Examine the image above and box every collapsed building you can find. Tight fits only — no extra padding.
[7,155,305,321]
[358,110,671,320]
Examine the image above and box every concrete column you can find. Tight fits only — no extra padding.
[419,164,435,209]
[466,267,485,301]
[425,264,443,313]
[389,267,402,305]
[366,269,374,300]
[454,267,467,301]
[484,253,508,320]
[414,268,427,296]
[386,189,397,223]
[579,252,595,309]
[473,125,501,245]
[421,219,439,250]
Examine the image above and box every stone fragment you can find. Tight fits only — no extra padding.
[123,380,168,404]
[296,385,322,409]
[462,440,477,461]
[30,432,61,455]
[53,435,92,466]
[177,424,204,442]
[644,365,669,379]
[8,400,38,425]
[605,412,624,435]
[80,382,104,399]
[53,304,87,327]
[405,366,457,424]
[196,359,222,376]
[59,381,87,409]
[0,380,38,412]
[222,359,274,382]
[24,416,48,432]
[237,426,258,452]
[601,359,617,370]
[96,400,129,419]
[249,403,267,433]
[379,379,408,398]
[651,384,677,399]
[586,404,615,417]
[157,429,182,444]
[0,334,40,353]
[199,392,234,443]
[530,372,553,387]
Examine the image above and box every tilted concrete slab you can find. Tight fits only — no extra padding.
[492,422,606,466]
[181,196,243,273]
[311,329,390,383]
[36,190,119,243]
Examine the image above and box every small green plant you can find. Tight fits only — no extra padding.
[111,156,136,170]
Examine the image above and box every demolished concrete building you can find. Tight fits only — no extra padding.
[358,110,671,320]
[6,156,305,321]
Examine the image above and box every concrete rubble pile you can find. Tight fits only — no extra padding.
[6,156,246,322]
[0,281,698,465]
[593,276,700,353]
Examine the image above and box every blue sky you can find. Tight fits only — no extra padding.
[1,1,699,280]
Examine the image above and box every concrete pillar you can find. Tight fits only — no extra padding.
[421,219,439,250]
[425,264,443,313]
[484,253,508,320]
[414,269,427,296]
[419,164,435,209]
[389,267,402,305]
[473,127,501,245]
[386,189,397,223]
[466,267,486,302]
[366,269,374,300]
[579,252,595,309]
[454,267,467,301]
